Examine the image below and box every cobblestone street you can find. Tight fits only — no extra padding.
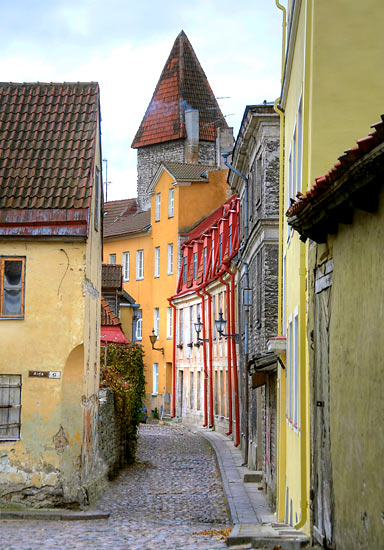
[2,424,233,550]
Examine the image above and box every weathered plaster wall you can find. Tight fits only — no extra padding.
[327,190,384,549]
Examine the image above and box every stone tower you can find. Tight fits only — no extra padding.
[132,30,233,210]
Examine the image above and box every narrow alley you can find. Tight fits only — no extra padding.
[2,424,233,550]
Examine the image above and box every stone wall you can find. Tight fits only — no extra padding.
[98,388,125,478]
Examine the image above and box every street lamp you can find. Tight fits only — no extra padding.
[149,329,164,354]
[215,310,239,342]
[194,315,209,342]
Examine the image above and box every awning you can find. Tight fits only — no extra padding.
[100,325,129,344]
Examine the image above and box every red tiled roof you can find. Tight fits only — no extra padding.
[0,82,99,210]
[101,297,119,326]
[181,196,237,242]
[103,198,150,238]
[287,116,384,217]
[132,31,228,149]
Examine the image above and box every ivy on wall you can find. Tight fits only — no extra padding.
[100,343,145,465]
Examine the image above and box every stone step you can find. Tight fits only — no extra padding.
[243,471,262,483]
[227,523,310,549]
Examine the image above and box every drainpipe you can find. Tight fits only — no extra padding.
[196,289,208,428]
[201,286,214,428]
[167,298,177,418]
[219,275,232,435]
[222,264,240,447]
[243,262,250,465]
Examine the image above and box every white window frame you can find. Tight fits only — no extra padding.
[166,307,173,339]
[286,315,293,425]
[136,250,144,280]
[283,253,287,335]
[136,309,142,340]
[193,252,197,280]
[154,308,159,337]
[167,243,173,275]
[154,247,160,278]
[108,254,116,265]
[293,309,299,431]
[122,252,130,282]
[297,93,303,194]
[152,363,159,395]
[168,188,174,218]
[155,193,161,221]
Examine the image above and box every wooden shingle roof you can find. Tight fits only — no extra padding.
[132,31,228,149]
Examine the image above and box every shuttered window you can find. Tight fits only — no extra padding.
[0,375,22,440]
[0,257,25,318]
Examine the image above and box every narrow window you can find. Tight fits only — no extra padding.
[0,257,25,318]
[292,124,297,199]
[288,317,293,424]
[136,309,142,340]
[167,307,173,339]
[193,252,197,281]
[155,193,161,221]
[154,247,160,278]
[219,233,223,265]
[167,243,173,275]
[136,250,144,280]
[297,96,303,194]
[203,247,207,276]
[190,372,194,409]
[168,188,174,218]
[0,375,22,440]
[178,309,184,345]
[189,305,193,344]
[122,252,130,282]
[154,308,159,337]
[183,256,187,284]
[211,236,215,270]
[108,254,116,265]
[293,312,299,429]
[228,225,232,256]
[152,364,159,395]
[197,371,201,410]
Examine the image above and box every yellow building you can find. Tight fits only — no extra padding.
[103,164,229,414]
[273,0,384,536]
[0,83,104,508]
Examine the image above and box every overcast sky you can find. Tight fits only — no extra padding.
[0,0,283,201]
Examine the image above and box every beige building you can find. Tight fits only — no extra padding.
[0,83,104,508]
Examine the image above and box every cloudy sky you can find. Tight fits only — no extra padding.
[0,0,283,200]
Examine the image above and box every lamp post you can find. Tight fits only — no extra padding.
[215,311,239,343]
[149,329,164,354]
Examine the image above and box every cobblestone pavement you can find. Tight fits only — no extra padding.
[2,423,237,550]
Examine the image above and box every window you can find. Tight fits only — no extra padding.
[94,166,100,232]
[168,188,174,218]
[178,309,184,345]
[197,371,201,410]
[193,252,197,280]
[152,363,159,395]
[190,372,194,408]
[122,252,130,281]
[189,305,193,344]
[154,247,160,278]
[203,247,207,276]
[0,257,25,319]
[212,236,215,269]
[297,95,303,194]
[0,375,22,440]
[108,254,116,265]
[286,316,293,424]
[183,256,187,284]
[167,307,173,339]
[167,243,173,275]
[155,193,161,221]
[293,311,299,429]
[136,309,142,340]
[154,308,159,337]
[212,294,217,339]
[228,225,232,256]
[136,250,144,280]
[219,233,223,265]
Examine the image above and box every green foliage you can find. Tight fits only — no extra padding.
[100,343,145,465]
[152,407,160,419]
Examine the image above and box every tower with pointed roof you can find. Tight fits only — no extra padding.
[132,31,233,210]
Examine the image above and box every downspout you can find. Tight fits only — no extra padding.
[222,264,240,447]
[243,262,250,464]
[196,289,208,428]
[219,275,232,435]
[167,298,177,418]
[201,286,214,428]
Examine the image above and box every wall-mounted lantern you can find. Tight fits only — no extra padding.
[215,311,239,343]
[149,329,164,354]
[194,315,209,343]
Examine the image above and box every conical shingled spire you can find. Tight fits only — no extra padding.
[132,31,228,149]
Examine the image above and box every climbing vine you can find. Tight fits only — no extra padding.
[100,343,145,465]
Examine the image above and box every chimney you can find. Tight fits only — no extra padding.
[216,127,234,167]
[185,109,199,163]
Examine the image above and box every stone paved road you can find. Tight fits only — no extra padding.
[1,423,234,550]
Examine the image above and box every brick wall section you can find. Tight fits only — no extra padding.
[98,388,125,478]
